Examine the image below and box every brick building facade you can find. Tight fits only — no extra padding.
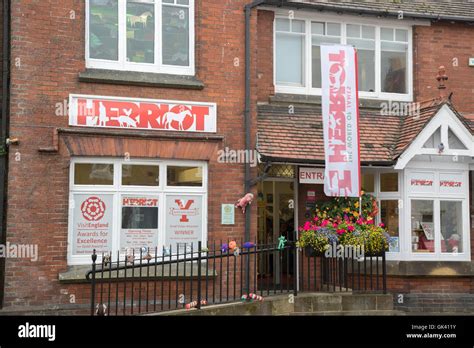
[0,0,474,314]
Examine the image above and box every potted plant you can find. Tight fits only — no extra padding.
[296,221,337,257]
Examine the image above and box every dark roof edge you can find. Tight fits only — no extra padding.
[260,154,395,167]
[261,0,474,23]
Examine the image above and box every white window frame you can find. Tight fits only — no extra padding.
[404,166,470,262]
[362,169,403,259]
[273,11,415,101]
[85,0,195,76]
[68,157,207,265]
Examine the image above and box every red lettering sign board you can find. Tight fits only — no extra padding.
[69,94,217,133]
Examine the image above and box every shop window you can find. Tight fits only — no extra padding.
[69,159,207,265]
[122,164,160,186]
[411,200,434,253]
[440,201,463,253]
[361,173,375,192]
[167,166,203,186]
[87,0,194,75]
[74,163,114,185]
[274,14,412,100]
[380,200,399,252]
[380,173,398,192]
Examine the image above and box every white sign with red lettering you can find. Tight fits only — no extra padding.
[439,172,464,195]
[69,94,217,133]
[299,167,325,184]
[321,45,361,197]
[409,171,435,194]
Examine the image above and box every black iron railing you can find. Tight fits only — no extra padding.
[88,240,297,316]
[88,239,386,316]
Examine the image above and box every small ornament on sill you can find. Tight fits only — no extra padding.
[95,303,108,316]
[242,242,256,249]
[233,247,240,257]
[277,235,287,250]
[126,248,134,266]
[185,300,208,310]
[163,247,171,257]
[144,252,153,262]
[103,252,111,267]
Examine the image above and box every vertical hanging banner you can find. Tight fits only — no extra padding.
[321,45,361,197]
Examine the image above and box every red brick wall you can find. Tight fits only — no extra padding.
[257,10,274,103]
[414,22,474,114]
[0,2,3,108]
[3,0,260,309]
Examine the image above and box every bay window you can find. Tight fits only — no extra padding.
[86,0,194,75]
[274,14,412,100]
[68,158,207,265]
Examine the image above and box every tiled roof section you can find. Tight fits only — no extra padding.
[257,99,474,164]
[257,103,402,164]
[287,1,474,21]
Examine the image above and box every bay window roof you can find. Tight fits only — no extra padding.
[256,99,474,165]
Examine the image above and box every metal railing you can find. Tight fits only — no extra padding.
[87,240,296,316]
[88,239,386,316]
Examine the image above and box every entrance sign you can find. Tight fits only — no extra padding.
[72,194,113,255]
[299,167,324,184]
[69,94,217,133]
[321,45,361,197]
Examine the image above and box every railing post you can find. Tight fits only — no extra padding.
[197,241,202,309]
[382,250,387,294]
[90,249,97,316]
[293,230,298,296]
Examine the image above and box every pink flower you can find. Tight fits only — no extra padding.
[321,220,329,227]
[304,221,311,231]
[379,222,385,228]
[333,223,338,228]
[367,218,374,225]
[356,218,364,225]
[347,225,355,232]
[337,229,346,235]
[313,217,319,222]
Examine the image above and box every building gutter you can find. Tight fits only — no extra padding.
[0,0,11,308]
[278,0,474,23]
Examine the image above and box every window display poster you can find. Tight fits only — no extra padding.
[421,222,435,241]
[120,196,159,251]
[166,195,202,252]
[72,194,113,255]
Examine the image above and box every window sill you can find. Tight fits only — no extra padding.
[350,260,474,277]
[269,93,393,109]
[78,69,205,90]
[59,263,217,284]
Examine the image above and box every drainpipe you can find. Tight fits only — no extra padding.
[244,0,275,293]
[0,0,11,308]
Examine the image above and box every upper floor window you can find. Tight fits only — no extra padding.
[86,0,194,75]
[275,16,412,101]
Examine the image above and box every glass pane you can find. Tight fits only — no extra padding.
[362,25,375,39]
[448,128,467,150]
[74,163,114,185]
[380,173,398,192]
[381,45,407,94]
[396,29,408,42]
[276,18,290,31]
[441,201,463,253]
[423,127,441,148]
[411,200,434,253]
[327,23,341,36]
[361,173,375,192]
[381,200,399,252]
[276,33,304,85]
[348,38,375,92]
[347,24,360,38]
[167,166,203,186]
[177,0,189,5]
[163,5,189,66]
[89,0,119,61]
[122,165,159,186]
[312,37,340,88]
[291,19,305,33]
[381,28,393,41]
[127,1,155,64]
[122,207,158,229]
[311,22,324,35]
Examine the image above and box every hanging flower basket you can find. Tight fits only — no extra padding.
[304,246,325,257]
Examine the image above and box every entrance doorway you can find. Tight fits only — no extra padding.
[257,179,295,290]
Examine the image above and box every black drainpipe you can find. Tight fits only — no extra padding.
[0,0,11,308]
[244,0,276,292]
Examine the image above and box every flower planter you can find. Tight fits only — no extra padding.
[304,246,325,257]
